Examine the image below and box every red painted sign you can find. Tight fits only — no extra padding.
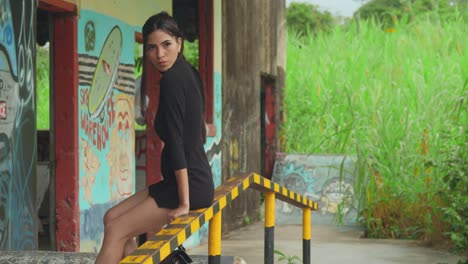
[0,101,7,119]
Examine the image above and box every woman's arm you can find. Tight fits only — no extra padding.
[167,168,190,222]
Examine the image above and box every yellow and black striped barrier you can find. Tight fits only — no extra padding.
[119,173,318,264]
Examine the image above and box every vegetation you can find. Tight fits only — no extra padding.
[274,249,302,264]
[284,2,467,252]
[286,2,335,36]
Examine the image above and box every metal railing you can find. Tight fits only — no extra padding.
[119,173,318,264]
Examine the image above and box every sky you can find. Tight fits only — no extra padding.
[286,0,366,18]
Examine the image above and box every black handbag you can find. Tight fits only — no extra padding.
[160,245,193,264]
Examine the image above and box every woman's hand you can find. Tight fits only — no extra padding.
[167,204,189,223]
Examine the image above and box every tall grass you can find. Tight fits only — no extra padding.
[284,15,467,249]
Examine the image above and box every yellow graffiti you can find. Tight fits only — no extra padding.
[107,94,135,200]
[229,138,239,174]
[81,138,100,205]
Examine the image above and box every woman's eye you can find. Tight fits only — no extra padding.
[163,42,171,48]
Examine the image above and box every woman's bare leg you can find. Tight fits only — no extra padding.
[100,188,150,258]
[95,196,170,264]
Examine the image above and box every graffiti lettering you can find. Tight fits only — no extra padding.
[0,101,6,119]
[80,89,115,151]
[80,112,109,151]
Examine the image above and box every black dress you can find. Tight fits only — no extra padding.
[148,56,214,210]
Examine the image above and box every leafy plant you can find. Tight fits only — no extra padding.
[283,12,468,251]
[274,249,302,264]
[286,2,335,36]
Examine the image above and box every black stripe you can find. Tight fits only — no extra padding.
[152,254,161,263]
[118,76,136,82]
[120,62,134,67]
[303,239,311,264]
[118,68,135,75]
[78,53,98,60]
[208,255,221,264]
[212,202,220,215]
[265,227,274,264]
[113,87,135,95]
[78,70,94,76]
[78,62,97,68]
[198,213,206,226]
[79,82,92,86]
[79,76,93,82]
[169,238,178,252]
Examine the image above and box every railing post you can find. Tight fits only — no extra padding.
[209,211,222,264]
[265,192,275,264]
[303,207,311,264]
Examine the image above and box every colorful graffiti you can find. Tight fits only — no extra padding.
[78,10,135,252]
[272,153,357,226]
[0,0,37,250]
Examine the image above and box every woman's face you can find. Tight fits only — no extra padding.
[145,29,181,72]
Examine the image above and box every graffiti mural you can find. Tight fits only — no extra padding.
[77,10,135,252]
[0,0,36,250]
[272,153,358,226]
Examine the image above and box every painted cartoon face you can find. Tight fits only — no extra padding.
[116,99,132,196]
[145,29,181,72]
[107,96,134,199]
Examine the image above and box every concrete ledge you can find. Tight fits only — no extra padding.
[0,251,97,264]
[0,251,236,264]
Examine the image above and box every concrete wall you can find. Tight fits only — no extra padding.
[272,153,358,226]
[76,8,144,252]
[221,0,286,232]
[0,0,37,250]
[80,0,171,31]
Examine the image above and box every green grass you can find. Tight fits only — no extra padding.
[284,15,467,249]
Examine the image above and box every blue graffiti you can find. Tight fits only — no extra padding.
[80,201,118,252]
[3,25,12,45]
[1,0,37,250]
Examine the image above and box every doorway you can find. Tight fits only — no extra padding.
[261,75,278,179]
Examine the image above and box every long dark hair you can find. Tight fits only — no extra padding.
[140,11,207,143]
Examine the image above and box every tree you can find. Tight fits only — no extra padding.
[286,2,335,36]
[354,0,468,26]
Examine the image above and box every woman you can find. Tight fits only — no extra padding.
[95,12,214,264]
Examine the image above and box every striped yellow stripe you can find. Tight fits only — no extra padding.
[209,211,222,255]
[274,183,280,192]
[204,207,214,222]
[173,217,195,224]
[254,174,261,184]
[140,240,165,250]
[190,219,200,233]
[242,178,250,190]
[158,228,182,236]
[265,192,275,228]
[121,255,153,264]
[177,231,186,245]
[119,173,319,264]
[159,243,171,261]
[303,208,311,240]
[219,196,227,209]
[232,187,239,199]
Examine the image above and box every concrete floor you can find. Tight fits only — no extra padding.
[1,221,466,264]
[188,221,467,264]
